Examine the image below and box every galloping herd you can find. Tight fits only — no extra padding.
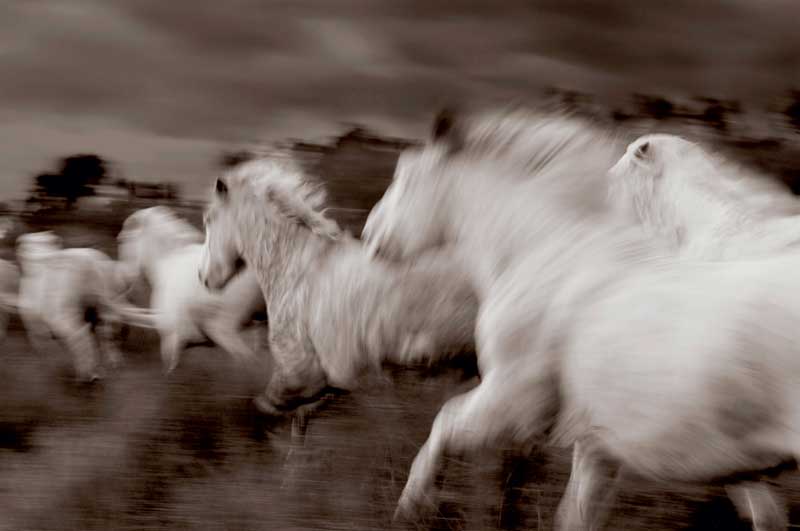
[3,105,800,529]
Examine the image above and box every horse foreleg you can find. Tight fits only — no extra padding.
[161,332,185,374]
[555,438,621,531]
[395,365,555,521]
[727,482,787,531]
[0,309,10,345]
[204,319,257,364]
[96,319,124,370]
[20,309,54,353]
[256,344,328,414]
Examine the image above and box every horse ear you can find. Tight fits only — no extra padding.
[265,186,342,240]
[215,178,228,198]
[634,141,651,160]
[431,106,464,153]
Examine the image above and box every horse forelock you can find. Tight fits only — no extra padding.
[224,157,334,238]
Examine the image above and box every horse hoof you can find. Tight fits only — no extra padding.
[394,491,435,523]
[77,371,103,384]
[253,395,283,417]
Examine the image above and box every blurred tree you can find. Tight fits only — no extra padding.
[164,183,179,200]
[31,154,108,208]
[785,90,800,132]
[699,98,728,132]
[611,109,632,122]
[59,154,106,187]
[219,149,255,168]
[634,94,674,120]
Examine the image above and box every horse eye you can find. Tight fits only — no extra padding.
[216,179,228,196]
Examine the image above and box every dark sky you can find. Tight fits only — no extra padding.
[1,0,798,199]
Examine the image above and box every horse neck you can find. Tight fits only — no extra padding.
[240,214,333,330]
[449,173,641,302]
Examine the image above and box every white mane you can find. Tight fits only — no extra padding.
[451,107,622,204]
[223,158,329,216]
[388,108,652,300]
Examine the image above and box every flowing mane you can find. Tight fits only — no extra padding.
[426,107,626,223]
[382,107,650,301]
[222,157,329,215]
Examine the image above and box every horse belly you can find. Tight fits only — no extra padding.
[563,267,800,482]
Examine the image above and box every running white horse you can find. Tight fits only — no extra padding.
[363,106,800,530]
[17,231,157,381]
[117,206,266,373]
[608,133,800,260]
[197,157,478,416]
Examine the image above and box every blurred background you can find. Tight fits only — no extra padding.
[0,1,799,530]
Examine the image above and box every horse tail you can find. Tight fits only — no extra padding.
[96,259,158,329]
[99,296,159,329]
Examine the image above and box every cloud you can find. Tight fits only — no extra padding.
[0,0,798,200]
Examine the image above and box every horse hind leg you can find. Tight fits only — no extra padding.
[51,315,101,382]
[203,319,258,365]
[394,364,557,522]
[727,482,787,531]
[555,437,622,531]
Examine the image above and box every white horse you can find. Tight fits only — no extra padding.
[608,133,800,260]
[17,231,157,381]
[196,157,478,416]
[117,206,266,373]
[363,106,800,530]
